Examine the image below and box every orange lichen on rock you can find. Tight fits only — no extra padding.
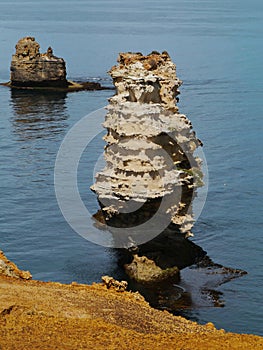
[115,51,171,71]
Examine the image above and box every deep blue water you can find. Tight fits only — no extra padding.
[0,0,262,336]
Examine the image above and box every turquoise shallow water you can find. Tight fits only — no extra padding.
[0,0,262,335]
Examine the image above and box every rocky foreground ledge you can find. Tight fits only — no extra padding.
[0,251,262,349]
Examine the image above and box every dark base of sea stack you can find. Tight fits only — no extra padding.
[97,197,165,228]
[1,80,111,92]
[93,204,201,284]
[9,79,69,88]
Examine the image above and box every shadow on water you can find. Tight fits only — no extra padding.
[9,89,69,141]
[94,209,247,316]
[116,229,247,315]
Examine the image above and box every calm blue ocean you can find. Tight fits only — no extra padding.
[0,0,262,336]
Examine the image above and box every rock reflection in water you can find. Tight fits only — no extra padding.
[10,89,68,141]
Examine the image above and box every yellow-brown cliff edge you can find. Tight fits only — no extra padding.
[0,250,262,350]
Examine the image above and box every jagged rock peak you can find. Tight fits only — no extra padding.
[14,36,40,60]
[116,51,171,69]
[13,36,64,61]
[109,51,182,110]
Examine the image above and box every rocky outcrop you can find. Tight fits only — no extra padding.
[92,52,203,240]
[4,37,108,91]
[124,254,179,283]
[101,275,128,292]
[10,37,67,87]
[0,250,31,280]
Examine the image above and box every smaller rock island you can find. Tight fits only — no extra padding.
[3,37,108,91]
[10,37,67,87]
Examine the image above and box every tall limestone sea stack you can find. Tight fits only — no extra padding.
[92,51,204,265]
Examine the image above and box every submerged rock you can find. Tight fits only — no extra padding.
[3,37,108,91]
[124,254,179,283]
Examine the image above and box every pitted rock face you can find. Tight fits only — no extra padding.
[14,37,40,60]
[10,37,67,87]
[109,51,182,110]
[92,51,204,241]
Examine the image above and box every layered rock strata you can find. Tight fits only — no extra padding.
[6,37,106,91]
[10,37,67,87]
[92,51,203,246]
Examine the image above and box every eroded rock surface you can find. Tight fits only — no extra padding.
[91,51,205,283]
[0,250,31,280]
[10,37,67,87]
[5,37,106,91]
[92,52,203,244]
[124,254,179,283]
[101,275,128,292]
